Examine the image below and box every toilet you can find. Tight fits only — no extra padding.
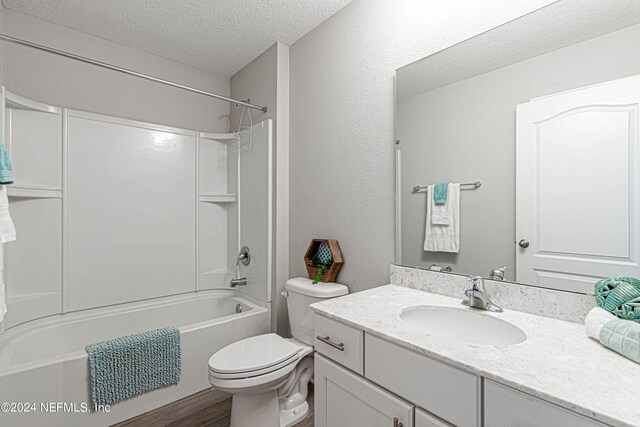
[208,277,348,427]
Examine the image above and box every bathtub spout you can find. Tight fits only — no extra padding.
[230,277,247,287]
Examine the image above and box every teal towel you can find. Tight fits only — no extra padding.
[0,139,13,185]
[433,182,449,205]
[599,318,640,363]
[85,326,181,407]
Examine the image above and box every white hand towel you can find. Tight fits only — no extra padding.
[0,245,5,322]
[0,186,15,244]
[0,185,16,323]
[424,183,460,253]
[585,306,615,340]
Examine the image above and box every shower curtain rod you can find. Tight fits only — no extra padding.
[0,33,268,113]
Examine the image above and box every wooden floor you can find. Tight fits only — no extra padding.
[113,385,314,427]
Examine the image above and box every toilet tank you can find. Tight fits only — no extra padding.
[285,277,348,346]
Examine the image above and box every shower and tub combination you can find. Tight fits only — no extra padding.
[0,80,274,426]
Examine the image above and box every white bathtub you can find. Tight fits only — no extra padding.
[0,290,269,426]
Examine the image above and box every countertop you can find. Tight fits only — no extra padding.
[310,284,640,427]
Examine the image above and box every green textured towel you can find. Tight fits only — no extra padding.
[599,318,640,363]
[433,182,449,205]
[595,277,640,323]
[85,326,181,407]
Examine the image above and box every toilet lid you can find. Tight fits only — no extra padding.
[208,333,301,375]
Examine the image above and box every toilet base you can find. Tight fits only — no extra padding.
[280,400,309,427]
[229,391,309,427]
[230,390,280,427]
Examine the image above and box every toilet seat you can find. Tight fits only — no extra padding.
[209,352,299,379]
[208,333,302,380]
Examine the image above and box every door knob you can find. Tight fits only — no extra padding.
[518,239,530,248]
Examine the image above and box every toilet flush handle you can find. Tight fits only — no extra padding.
[281,291,289,298]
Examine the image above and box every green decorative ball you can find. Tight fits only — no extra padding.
[595,277,640,323]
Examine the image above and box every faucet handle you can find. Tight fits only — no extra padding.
[468,275,485,291]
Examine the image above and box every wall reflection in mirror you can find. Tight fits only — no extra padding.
[395,0,640,294]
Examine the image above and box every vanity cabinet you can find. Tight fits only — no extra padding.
[315,354,413,427]
[314,313,613,427]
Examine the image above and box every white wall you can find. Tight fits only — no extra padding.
[1,9,230,132]
[230,43,290,335]
[289,0,557,292]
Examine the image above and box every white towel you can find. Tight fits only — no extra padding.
[585,307,616,340]
[424,183,460,253]
[0,185,16,323]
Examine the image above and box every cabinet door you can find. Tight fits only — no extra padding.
[415,408,453,427]
[315,354,413,427]
[484,380,609,427]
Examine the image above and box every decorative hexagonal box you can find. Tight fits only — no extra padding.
[304,239,344,283]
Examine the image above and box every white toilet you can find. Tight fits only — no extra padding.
[208,277,348,427]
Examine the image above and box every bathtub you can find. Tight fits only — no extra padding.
[0,290,269,426]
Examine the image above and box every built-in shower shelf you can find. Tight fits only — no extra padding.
[199,193,237,203]
[7,186,62,199]
[199,131,237,142]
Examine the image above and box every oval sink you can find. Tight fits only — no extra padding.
[400,306,527,345]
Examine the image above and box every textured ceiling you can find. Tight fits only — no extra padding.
[397,0,640,98]
[1,0,352,76]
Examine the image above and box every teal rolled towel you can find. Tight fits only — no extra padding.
[433,182,449,205]
[599,318,640,363]
[0,139,13,185]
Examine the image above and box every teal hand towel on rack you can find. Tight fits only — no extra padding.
[0,139,13,185]
[433,182,449,205]
[85,326,181,407]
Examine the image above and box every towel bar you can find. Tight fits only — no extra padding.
[413,180,482,193]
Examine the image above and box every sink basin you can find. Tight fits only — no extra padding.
[400,306,527,345]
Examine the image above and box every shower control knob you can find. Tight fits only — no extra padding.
[518,239,530,248]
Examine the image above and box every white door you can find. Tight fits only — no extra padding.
[516,75,640,293]
[315,354,414,427]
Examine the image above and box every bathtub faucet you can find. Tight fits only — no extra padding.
[230,277,247,288]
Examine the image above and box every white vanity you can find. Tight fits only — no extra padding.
[311,284,639,427]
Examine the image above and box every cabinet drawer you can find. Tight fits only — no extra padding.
[365,333,480,427]
[484,380,609,427]
[314,314,364,374]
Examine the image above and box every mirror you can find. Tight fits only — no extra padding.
[396,0,640,293]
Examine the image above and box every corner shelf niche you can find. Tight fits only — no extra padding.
[197,131,239,290]
[2,88,63,329]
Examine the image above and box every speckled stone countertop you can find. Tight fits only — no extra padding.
[311,284,640,427]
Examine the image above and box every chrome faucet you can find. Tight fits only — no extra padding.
[462,276,503,312]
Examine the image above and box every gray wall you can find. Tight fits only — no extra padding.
[2,9,230,132]
[398,23,640,281]
[230,42,291,335]
[288,0,556,293]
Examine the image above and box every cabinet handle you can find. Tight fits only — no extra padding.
[393,417,403,427]
[316,335,344,351]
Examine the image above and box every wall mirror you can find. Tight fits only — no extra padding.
[395,0,640,294]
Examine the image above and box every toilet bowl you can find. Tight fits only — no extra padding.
[208,277,348,427]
